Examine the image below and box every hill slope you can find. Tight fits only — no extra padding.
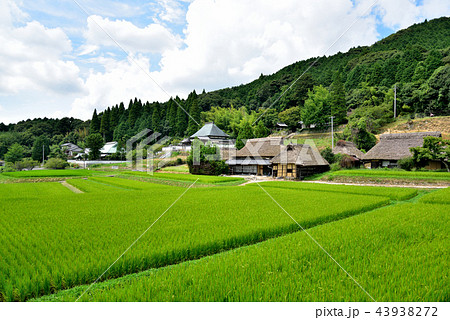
[1,17,449,159]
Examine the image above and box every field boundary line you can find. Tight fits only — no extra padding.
[60,181,84,194]
[75,178,199,302]
[255,181,377,302]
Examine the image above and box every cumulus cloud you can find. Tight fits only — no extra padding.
[156,0,187,24]
[79,15,182,55]
[0,0,83,95]
[3,0,447,122]
[70,55,169,119]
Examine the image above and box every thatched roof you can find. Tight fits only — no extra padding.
[332,140,364,159]
[271,144,329,166]
[236,137,284,158]
[362,131,441,161]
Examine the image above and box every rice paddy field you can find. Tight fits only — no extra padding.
[1,169,92,178]
[0,170,448,302]
[122,171,245,184]
[328,169,450,181]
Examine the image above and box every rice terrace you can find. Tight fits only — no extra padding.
[0,168,448,302]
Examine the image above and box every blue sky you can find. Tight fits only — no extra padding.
[0,0,448,124]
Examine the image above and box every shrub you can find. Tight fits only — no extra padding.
[398,157,415,171]
[320,147,336,164]
[20,158,39,171]
[45,158,69,169]
[176,158,183,165]
[330,163,341,171]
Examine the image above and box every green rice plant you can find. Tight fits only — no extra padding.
[419,187,450,204]
[159,165,189,173]
[247,181,417,200]
[0,181,73,199]
[65,179,124,193]
[123,171,245,184]
[0,182,388,301]
[2,169,92,178]
[36,202,449,302]
[330,169,450,181]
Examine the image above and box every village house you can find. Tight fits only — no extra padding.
[60,143,83,158]
[226,138,329,178]
[332,140,364,168]
[100,141,118,158]
[162,122,235,155]
[362,131,442,169]
[271,144,329,179]
[226,137,284,175]
[189,122,235,148]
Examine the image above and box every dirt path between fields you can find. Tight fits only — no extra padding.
[60,181,84,193]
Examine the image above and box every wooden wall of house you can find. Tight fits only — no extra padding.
[425,161,443,170]
[273,164,296,178]
[257,165,263,176]
[297,165,329,179]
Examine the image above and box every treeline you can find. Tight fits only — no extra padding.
[0,117,88,160]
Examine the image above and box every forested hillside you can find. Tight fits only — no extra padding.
[1,17,449,159]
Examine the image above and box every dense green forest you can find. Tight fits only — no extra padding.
[1,17,449,160]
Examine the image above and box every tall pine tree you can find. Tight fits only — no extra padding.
[100,107,111,141]
[186,91,201,136]
[151,102,161,132]
[175,99,188,137]
[90,109,100,134]
[330,71,347,124]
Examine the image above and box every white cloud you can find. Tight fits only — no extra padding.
[70,0,380,119]
[0,0,83,95]
[154,0,378,92]
[79,15,182,55]
[156,0,187,24]
[374,0,450,29]
[17,0,447,122]
[70,55,168,119]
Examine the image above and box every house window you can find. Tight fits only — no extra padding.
[287,168,293,173]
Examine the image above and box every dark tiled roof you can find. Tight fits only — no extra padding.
[190,122,229,139]
[362,131,442,161]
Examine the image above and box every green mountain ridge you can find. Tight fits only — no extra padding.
[1,17,449,159]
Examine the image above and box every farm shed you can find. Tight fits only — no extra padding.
[226,137,284,175]
[362,131,442,169]
[271,144,329,179]
[332,140,364,168]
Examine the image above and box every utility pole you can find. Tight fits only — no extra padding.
[330,116,335,148]
[394,85,397,118]
[42,144,45,167]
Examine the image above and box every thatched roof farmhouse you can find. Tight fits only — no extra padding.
[226,138,329,178]
[332,140,364,159]
[271,144,329,179]
[362,131,442,168]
